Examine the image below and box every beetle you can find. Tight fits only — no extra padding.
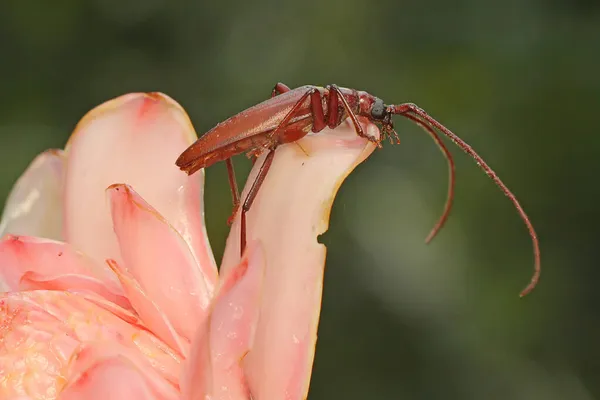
[176,83,540,297]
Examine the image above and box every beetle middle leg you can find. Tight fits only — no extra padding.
[239,148,276,256]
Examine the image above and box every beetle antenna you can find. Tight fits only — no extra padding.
[388,103,540,297]
[400,113,456,245]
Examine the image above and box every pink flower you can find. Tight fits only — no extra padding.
[0,93,378,400]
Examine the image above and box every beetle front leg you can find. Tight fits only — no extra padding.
[328,85,381,147]
[240,148,276,256]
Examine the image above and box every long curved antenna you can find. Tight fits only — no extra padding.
[389,103,540,297]
[400,113,456,244]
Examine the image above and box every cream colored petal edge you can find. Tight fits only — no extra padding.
[62,92,217,293]
[0,149,64,242]
[220,118,379,400]
[107,184,212,341]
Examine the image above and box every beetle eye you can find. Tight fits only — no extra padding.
[371,99,386,120]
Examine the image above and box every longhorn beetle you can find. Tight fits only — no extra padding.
[176,83,540,297]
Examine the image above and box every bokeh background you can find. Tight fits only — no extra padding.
[1,1,598,399]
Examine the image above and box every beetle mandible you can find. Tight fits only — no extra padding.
[176,83,540,297]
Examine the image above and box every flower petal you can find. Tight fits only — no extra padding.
[220,118,379,400]
[183,241,265,400]
[107,184,211,342]
[60,344,180,400]
[106,259,189,356]
[180,312,211,400]
[0,235,124,303]
[59,358,166,400]
[19,271,131,310]
[0,149,64,241]
[63,93,217,292]
[0,290,181,400]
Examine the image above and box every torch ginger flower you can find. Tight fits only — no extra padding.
[0,93,379,400]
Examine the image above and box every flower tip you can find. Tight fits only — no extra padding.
[137,92,170,119]
[105,183,130,193]
[145,92,166,101]
[0,234,30,251]
[105,184,137,206]
[2,233,20,242]
[31,149,64,166]
[143,92,181,108]
[105,258,120,274]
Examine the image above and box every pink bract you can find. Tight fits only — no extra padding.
[0,92,378,400]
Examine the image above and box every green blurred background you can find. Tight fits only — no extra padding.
[1,0,598,398]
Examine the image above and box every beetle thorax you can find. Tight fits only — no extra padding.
[357,91,378,118]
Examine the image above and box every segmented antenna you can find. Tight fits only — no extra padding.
[390,103,540,297]
[400,113,456,245]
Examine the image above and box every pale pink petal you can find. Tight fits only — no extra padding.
[0,235,124,303]
[59,359,163,400]
[210,241,265,400]
[180,314,211,400]
[107,184,210,341]
[0,150,64,241]
[183,241,265,400]
[63,92,217,293]
[19,271,131,310]
[79,293,182,385]
[220,118,379,400]
[60,345,180,400]
[106,259,189,356]
[0,290,181,400]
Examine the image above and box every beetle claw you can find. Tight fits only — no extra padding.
[365,133,382,148]
[227,203,240,225]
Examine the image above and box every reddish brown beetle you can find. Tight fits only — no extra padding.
[176,83,540,297]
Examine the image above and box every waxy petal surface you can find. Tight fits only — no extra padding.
[63,93,217,294]
[183,241,265,400]
[0,235,125,306]
[60,344,180,400]
[59,358,168,400]
[108,184,210,343]
[19,271,131,311]
[181,319,211,400]
[0,150,64,241]
[0,290,181,400]
[220,118,379,400]
[106,259,188,356]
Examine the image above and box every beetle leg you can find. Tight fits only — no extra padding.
[240,148,276,256]
[329,85,382,147]
[225,158,241,226]
[310,89,326,132]
[326,85,340,128]
[271,82,291,98]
